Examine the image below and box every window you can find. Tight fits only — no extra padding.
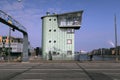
[49,40,51,43]
[52,51,59,55]
[67,29,74,33]
[53,51,56,55]
[11,40,14,43]
[54,40,56,43]
[58,12,82,27]
[49,29,51,32]
[67,39,72,44]
[54,19,56,21]
[54,29,56,32]
[67,51,72,55]
[58,16,66,26]
[49,19,51,21]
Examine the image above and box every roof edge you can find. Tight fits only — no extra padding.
[41,10,83,19]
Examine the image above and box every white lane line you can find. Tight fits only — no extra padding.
[16,79,43,80]
[84,68,120,71]
[22,73,47,74]
[32,68,120,71]
[104,73,120,74]
[0,69,27,70]
[0,68,120,71]
[0,68,80,70]
[31,69,83,70]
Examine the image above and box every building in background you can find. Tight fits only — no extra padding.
[41,11,83,60]
[0,36,33,58]
[0,36,23,58]
[91,47,120,55]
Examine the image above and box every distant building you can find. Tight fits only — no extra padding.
[0,36,23,54]
[41,11,83,60]
[0,36,33,56]
[110,46,120,55]
[91,47,120,55]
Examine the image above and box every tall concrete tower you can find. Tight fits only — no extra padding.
[41,11,83,60]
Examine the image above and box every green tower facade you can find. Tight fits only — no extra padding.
[41,11,83,60]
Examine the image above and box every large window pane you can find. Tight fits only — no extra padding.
[58,12,82,28]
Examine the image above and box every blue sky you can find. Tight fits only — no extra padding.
[0,0,120,52]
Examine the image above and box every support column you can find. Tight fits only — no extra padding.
[22,33,29,62]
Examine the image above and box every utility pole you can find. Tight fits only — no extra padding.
[114,14,118,61]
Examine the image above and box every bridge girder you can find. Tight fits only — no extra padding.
[0,10,28,62]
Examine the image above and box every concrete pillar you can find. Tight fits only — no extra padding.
[22,33,29,61]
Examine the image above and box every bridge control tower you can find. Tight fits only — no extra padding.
[41,11,83,60]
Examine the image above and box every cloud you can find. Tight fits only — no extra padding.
[11,8,43,27]
[108,40,115,47]
[47,8,60,13]
[0,0,68,47]
[0,0,24,11]
[47,7,65,14]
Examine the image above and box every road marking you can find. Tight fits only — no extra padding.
[16,79,43,80]
[31,69,83,71]
[86,69,120,71]
[0,69,27,70]
[0,69,81,70]
[0,68,120,71]
[23,73,47,74]
[31,68,120,71]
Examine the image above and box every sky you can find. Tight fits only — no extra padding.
[0,0,120,52]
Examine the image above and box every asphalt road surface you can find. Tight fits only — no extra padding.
[0,62,120,80]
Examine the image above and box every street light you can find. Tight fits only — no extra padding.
[114,14,118,61]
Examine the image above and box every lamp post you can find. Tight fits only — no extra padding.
[114,14,118,61]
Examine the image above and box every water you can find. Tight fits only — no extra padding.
[74,54,120,61]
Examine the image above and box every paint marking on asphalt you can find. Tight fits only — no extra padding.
[22,73,47,74]
[31,69,83,70]
[0,69,27,70]
[16,79,43,80]
[31,68,120,71]
[86,69,120,71]
[0,68,120,71]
